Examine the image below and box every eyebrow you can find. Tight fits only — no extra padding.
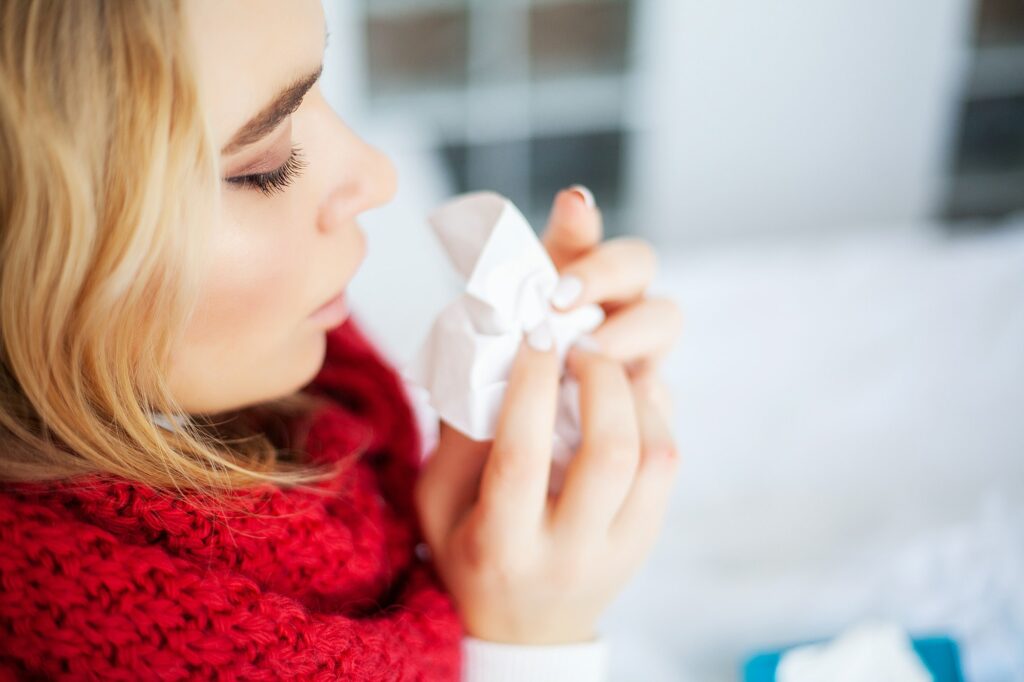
[220,64,323,156]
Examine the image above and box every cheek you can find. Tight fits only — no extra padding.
[170,201,339,413]
[187,210,305,350]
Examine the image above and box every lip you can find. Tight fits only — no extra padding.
[308,289,349,327]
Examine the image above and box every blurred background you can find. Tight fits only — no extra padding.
[319,1,1024,679]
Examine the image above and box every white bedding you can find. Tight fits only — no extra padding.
[601,220,1024,681]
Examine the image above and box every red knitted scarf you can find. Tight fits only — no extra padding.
[0,317,463,680]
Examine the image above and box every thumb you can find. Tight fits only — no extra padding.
[416,420,490,548]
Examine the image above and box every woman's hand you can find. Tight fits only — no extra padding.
[416,336,680,644]
[414,185,683,645]
[540,185,681,422]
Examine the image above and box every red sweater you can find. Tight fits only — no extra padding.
[0,316,463,680]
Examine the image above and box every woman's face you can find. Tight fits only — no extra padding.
[170,0,396,415]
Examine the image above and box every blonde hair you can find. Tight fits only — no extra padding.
[0,0,343,496]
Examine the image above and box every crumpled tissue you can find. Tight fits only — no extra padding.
[402,191,606,494]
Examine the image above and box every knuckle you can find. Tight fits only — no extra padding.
[610,444,641,475]
[618,237,657,275]
[665,446,683,472]
[656,448,681,475]
[590,351,626,379]
[573,351,606,381]
[591,440,640,477]
[651,448,682,484]
[643,296,682,336]
[517,342,560,381]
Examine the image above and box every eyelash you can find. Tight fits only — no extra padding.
[225,144,308,197]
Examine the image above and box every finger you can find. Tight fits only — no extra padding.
[630,372,675,427]
[583,296,682,370]
[415,421,490,549]
[549,238,657,313]
[477,322,561,541]
[608,379,681,555]
[550,348,640,544]
[541,186,603,271]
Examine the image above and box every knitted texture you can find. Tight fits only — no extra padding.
[0,316,463,680]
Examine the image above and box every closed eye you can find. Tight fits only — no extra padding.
[225,144,307,197]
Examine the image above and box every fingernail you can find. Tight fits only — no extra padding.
[550,274,583,310]
[572,334,601,353]
[526,320,554,352]
[568,184,596,209]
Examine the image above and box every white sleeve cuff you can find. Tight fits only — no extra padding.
[461,632,610,682]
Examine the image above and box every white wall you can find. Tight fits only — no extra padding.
[319,0,366,122]
[628,0,975,244]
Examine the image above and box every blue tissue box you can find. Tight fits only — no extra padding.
[742,636,964,682]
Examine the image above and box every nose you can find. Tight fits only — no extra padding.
[315,113,398,232]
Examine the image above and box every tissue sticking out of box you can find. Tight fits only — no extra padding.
[777,621,934,682]
[402,191,605,493]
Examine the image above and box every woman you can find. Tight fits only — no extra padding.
[0,1,682,679]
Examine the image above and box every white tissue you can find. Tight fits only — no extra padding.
[402,191,605,493]
[777,621,933,682]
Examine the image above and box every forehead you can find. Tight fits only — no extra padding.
[185,0,326,151]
